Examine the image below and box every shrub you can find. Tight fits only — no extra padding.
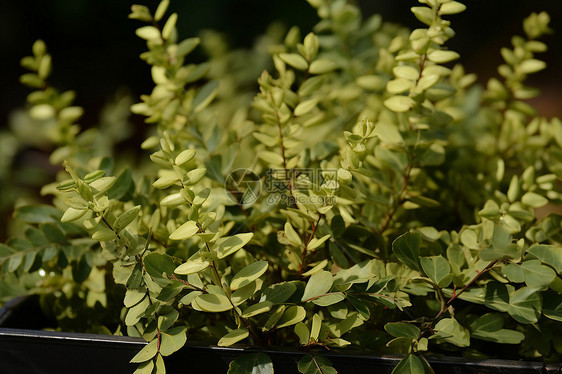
[1,0,561,373]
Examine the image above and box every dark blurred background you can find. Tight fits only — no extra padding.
[0,0,560,240]
[0,0,560,129]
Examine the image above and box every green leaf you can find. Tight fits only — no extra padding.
[507,287,542,324]
[387,78,413,94]
[169,221,199,240]
[469,313,504,332]
[480,224,518,261]
[427,50,460,64]
[160,192,185,207]
[279,53,308,70]
[124,288,147,308]
[214,233,253,259]
[161,12,177,40]
[194,80,219,113]
[521,192,548,208]
[411,6,434,26]
[92,228,117,241]
[154,0,169,21]
[60,207,88,223]
[502,264,525,283]
[228,353,274,374]
[174,253,209,275]
[136,26,161,40]
[108,168,134,201]
[484,282,510,312]
[420,255,451,286]
[469,314,524,344]
[309,59,338,74]
[439,1,466,15]
[114,205,141,232]
[159,326,187,356]
[176,37,201,59]
[298,354,337,374]
[230,261,269,290]
[175,149,196,166]
[311,292,345,307]
[294,99,318,117]
[295,322,310,345]
[193,294,233,312]
[89,177,117,195]
[526,244,562,274]
[153,175,179,189]
[130,339,158,363]
[231,282,258,306]
[384,322,421,339]
[384,96,415,112]
[393,66,419,80]
[391,354,424,374]
[308,235,331,251]
[134,360,154,374]
[184,168,207,185]
[310,313,322,341]
[392,232,421,271]
[218,328,249,347]
[144,253,176,280]
[472,329,525,344]
[262,282,297,304]
[241,301,273,318]
[521,260,556,288]
[15,205,61,224]
[302,270,334,301]
[178,291,203,306]
[434,318,470,347]
[374,122,404,144]
[277,305,306,329]
[518,59,546,74]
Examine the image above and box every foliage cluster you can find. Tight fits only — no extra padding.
[1,1,561,373]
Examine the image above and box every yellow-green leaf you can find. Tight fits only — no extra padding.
[218,328,249,347]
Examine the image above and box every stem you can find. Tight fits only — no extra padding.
[298,214,322,276]
[433,259,499,321]
[379,161,413,235]
[203,239,264,346]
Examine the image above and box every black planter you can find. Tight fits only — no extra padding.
[1,298,560,374]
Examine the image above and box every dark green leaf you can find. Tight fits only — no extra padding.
[15,205,61,224]
[108,168,134,201]
[262,282,297,304]
[127,262,144,289]
[144,253,176,281]
[507,287,542,324]
[484,282,510,312]
[391,354,424,374]
[526,244,562,274]
[385,322,420,339]
[41,223,68,244]
[420,255,451,286]
[228,353,274,374]
[434,318,470,347]
[521,260,556,288]
[542,292,562,322]
[393,232,421,271]
[72,253,93,283]
[298,354,337,374]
